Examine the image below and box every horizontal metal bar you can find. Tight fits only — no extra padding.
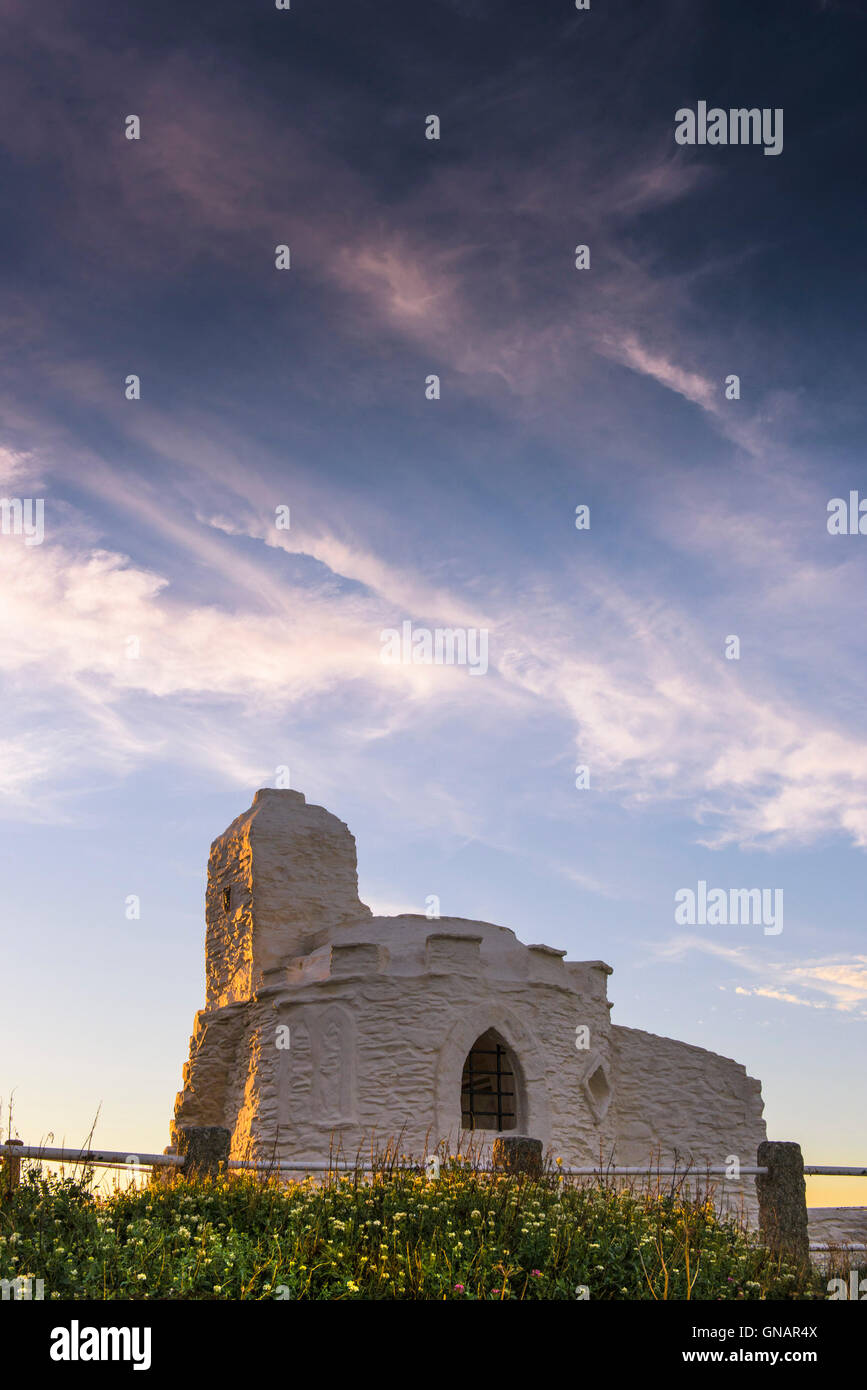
[228,1161,381,1173]
[803,1166,867,1176]
[1,1147,374,1176]
[809,1243,867,1251]
[0,1143,183,1167]
[6,1143,864,1180]
[555,1166,769,1177]
[223,1162,771,1177]
[2,1146,770,1177]
[229,1161,336,1172]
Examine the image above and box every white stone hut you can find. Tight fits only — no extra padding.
[172,789,766,1209]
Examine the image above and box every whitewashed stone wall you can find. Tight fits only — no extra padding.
[610,1025,766,1219]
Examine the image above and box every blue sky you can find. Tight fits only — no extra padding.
[1,0,865,1203]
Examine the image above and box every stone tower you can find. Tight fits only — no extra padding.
[204,788,371,1008]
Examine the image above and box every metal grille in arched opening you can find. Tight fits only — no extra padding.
[461,1029,517,1132]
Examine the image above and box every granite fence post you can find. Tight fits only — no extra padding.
[491,1135,543,1178]
[756,1140,810,1267]
[0,1139,23,1196]
[176,1126,231,1179]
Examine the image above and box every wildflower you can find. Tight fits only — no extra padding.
[454,1284,465,1293]
[531,1269,542,1277]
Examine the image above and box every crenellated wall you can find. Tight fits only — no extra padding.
[175,925,619,1163]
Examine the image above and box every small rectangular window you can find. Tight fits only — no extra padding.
[221,886,232,913]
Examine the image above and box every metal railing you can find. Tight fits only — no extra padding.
[0,1144,184,1169]
[2,1143,774,1176]
[3,1141,865,1181]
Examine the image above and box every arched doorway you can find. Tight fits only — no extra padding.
[460,1029,519,1132]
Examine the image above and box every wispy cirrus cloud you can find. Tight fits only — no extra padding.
[0,0,865,867]
[4,446,867,856]
[651,936,867,1016]
[600,334,717,414]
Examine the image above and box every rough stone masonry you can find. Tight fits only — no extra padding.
[171,788,766,1215]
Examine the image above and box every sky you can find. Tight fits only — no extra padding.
[1,0,865,1207]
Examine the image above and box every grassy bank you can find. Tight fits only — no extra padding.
[1,1161,828,1300]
